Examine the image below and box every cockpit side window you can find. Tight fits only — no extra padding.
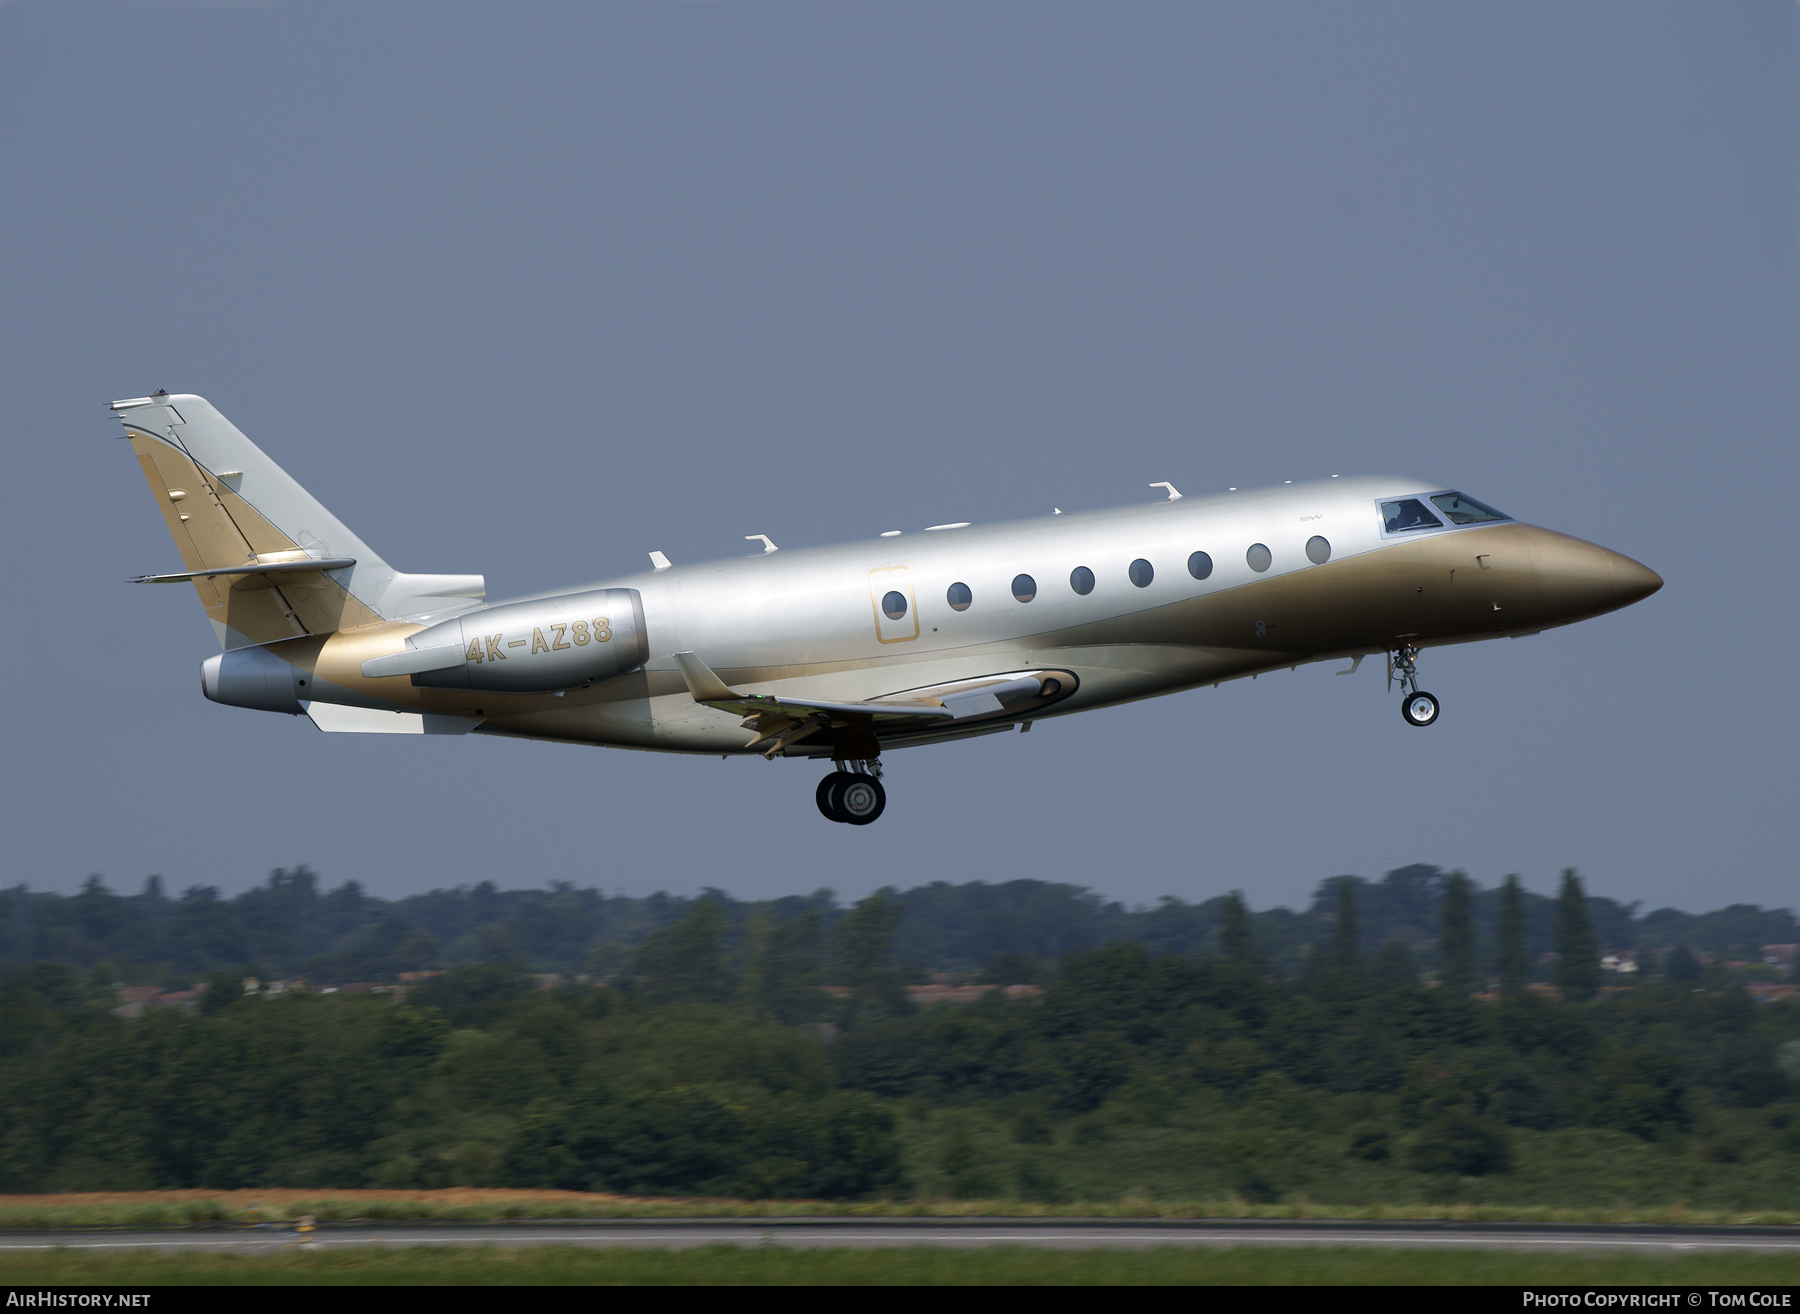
[1381,498,1444,534]
[1430,492,1511,525]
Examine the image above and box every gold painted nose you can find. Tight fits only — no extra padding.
[1607,551,1663,607]
[1534,528,1662,621]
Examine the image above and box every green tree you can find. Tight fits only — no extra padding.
[633,901,735,1005]
[1373,939,1416,991]
[1554,869,1600,1002]
[407,963,535,1028]
[1497,875,1528,999]
[1439,870,1476,996]
[1219,890,1256,965]
[744,908,826,1023]
[832,892,911,1030]
[977,952,1043,985]
[1408,1107,1512,1176]
[197,969,245,1016]
[1331,879,1361,973]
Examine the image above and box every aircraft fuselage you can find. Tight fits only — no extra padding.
[278,477,1659,757]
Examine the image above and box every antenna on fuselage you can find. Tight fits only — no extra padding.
[1149,482,1182,501]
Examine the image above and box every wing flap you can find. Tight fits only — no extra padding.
[673,651,954,723]
[302,701,481,734]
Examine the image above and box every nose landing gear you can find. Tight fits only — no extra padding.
[1389,645,1440,728]
[817,759,886,825]
[1402,690,1440,726]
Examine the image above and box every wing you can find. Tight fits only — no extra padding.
[673,652,1058,756]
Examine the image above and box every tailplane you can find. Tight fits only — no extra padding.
[113,393,485,648]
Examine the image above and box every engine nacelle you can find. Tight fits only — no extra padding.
[408,587,648,693]
[201,645,304,714]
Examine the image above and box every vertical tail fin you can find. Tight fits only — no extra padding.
[114,393,484,648]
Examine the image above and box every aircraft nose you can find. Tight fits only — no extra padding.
[1607,551,1663,606]
[1534,529,1662,621]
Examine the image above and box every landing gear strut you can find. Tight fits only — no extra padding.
[816,759,886,825]
[1388,645,1440,728]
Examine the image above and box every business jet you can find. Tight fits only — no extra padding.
[114,392,1661,825]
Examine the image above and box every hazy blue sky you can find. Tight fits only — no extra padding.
[3,1,1793,914]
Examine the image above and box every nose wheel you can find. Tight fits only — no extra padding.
[1401,690,1440,726]
[1388,645,1440,728]
[816,762,886,825]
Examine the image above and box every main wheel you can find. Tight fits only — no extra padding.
[837,775,887,825]
[1401,690,1440,727]
[816,772,851,822]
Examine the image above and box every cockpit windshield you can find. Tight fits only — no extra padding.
[1381,498,1443,533]
[1430,492,1511,525]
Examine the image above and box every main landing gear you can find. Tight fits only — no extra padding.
[1389,645,1440,728]
[817,761,886,825]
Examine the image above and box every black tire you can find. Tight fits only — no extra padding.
[837,775,887,825]
[1401,690,1440,727]
[816,772,850,822]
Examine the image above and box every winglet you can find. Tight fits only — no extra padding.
[1149,482,1183,501]
[649,551,673,571]
[674,651,739,703]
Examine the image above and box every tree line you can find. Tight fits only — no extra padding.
[1,877,1795,1199]
[2,864,1792,989]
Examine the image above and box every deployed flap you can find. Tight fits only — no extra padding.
[672,652,955,723]
[301,701,480,735]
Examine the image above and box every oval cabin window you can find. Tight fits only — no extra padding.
[1305,536,1331,565]
[881,590,908,621]
[1070,566,1094,595]
[1129,558,1154,588]
[1012,574,1037,603]
[1246,543,1272,573]
[946,582,972,612]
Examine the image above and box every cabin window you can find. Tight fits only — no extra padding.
[1070,566,1094,595]
[881,591,908,621]
[1011,574,1037,603]
[1129,558,1154,588]
[1188,551,1213,580]
[1246,543,1272,573]
[1430,492,1511,525]
[947,582,972,612]
[1306,536,1331,565]
[1381,499,1443,533]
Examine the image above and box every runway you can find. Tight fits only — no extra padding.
[4,1218,1798,1254]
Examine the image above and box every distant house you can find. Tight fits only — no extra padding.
[112,983,209,1018]
[816,983,1043,1006]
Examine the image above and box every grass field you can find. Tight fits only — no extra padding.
[3,1244,1798,1285]
[2,1189,1797,1231]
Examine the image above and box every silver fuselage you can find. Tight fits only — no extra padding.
[306,476,1657,756]
[114,395,1659,758]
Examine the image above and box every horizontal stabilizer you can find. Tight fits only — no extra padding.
[129,558,356,584]
[360,645,467,679]
[301,701,481,734]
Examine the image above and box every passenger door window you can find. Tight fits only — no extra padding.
[869,566,919,643]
